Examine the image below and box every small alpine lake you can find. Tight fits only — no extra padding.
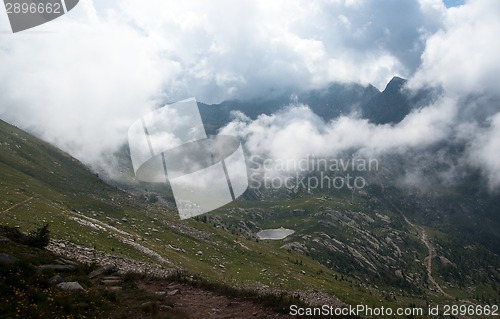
[256,227,295,240]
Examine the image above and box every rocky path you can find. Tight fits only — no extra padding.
[401,215,451,298]
[1,196,33,214]
[47,240,300,318]
[382,193,451,298]
[47,239,347,318]
[138,280,295,319]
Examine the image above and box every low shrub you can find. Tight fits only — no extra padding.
[26,223,50,248]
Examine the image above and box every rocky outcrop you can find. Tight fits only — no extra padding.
[57,281,85,291]
[88,264,117,279]
[47,240,178,278]
[48,274,64,285]
[38,264,75,271]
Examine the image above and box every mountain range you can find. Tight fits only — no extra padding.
[1,77,499,317]
[197,76,437,135]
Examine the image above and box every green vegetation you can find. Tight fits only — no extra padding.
[1,224,50,249]
[1,224,196,318]
[26,223,51,248]
[1,117,498,317]
[0,226,148,318]
[0,119,381,306]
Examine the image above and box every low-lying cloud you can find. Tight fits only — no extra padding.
[0,0,498,189]
[221,97,456,160]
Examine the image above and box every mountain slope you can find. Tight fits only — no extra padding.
[105,75,498,309]
[2,115,498,315]
[197,77,435,134]
[361,76,411,124]
[0,118,387,309]
[198,81,380,134]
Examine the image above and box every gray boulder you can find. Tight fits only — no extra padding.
[0,253,18,265]
[57,281,85,291]
[38,264,75,271]
[88,264,117,279]
[48,274,64,286]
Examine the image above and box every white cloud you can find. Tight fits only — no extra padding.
[0,0,498,190]
[117,0,439,95]
[0,0,439,165]
[221,97,457,163]
[470,113,500,189]
[410,0,500,96]
[407,0,500,188]
[0,1,174,165]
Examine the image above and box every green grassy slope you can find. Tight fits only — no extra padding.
[0,119,387,308]
[3,118,496,315]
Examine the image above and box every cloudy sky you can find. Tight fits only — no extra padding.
[0,0,499,189]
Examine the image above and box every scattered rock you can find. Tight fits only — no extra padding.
[140,301,155,307]
[159,305,173,310]
[101,279,122,286]
[0,253,18,264]
[38,264,75,272]
[167,289,180,296]
[57,281,85,291]
[88,264,117,279]
[300,270,306,275]
[57,258,78,266]
[196,251,203,256]
[48,274,64,286]
[102,276,121,281]
[439,256,454,267]
[0,237,11,244]
[280,242,309,254]
[47,240,176,278]
[291,209,306,216]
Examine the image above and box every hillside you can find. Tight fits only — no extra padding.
[197,76,436,135]
[1,116,499,317]
[0,118,379,312]
[0,225,310,318]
